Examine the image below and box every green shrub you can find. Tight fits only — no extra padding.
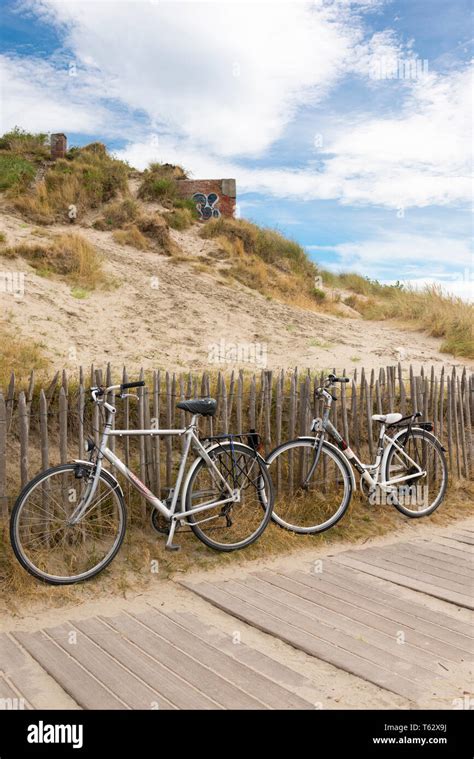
[166,207,194,230]
[0,154,36,191]
[0,127,49,160]
[138,162,187,203]
[11,141,129,223]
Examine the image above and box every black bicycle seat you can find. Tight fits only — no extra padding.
[176,397,217,417]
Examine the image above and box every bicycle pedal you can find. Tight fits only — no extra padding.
[165,543,181,552]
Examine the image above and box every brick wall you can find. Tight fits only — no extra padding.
[175,178,236,219]
[51,133,67,160]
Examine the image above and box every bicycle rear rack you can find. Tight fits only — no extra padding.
[202,429,262,452]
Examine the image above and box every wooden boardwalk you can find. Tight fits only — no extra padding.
[1,530,472,709]
[182,532,473,703]
[1,608,316,710]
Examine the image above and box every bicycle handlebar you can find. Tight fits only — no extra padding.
[121,381,145,390]
[327,373,349,384]
[91,381,145,403]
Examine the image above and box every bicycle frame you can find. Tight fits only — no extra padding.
[68,394,238,548]
[307,389,426,492]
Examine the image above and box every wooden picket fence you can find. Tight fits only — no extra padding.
[0,363,472,521]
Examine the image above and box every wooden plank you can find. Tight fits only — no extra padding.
[136,608,312,709]
[14,630,126,709]
[217,577,440,683]
[397,543,474,579]
[374,546,473,587]
[73,617,206,711]
[165,609,312,690]
[45,622,173,710]
[0,633,78,710]
[249,572,458,671]
[318,562,473,637]
[395,544,473,578]
[341,548,470,593]
[102,612,265,710]
[282,569,473,655]
[181,580,423,701]
[431,536,474,556]
[435,536,474,553]
[18,392,28,487]
[334,555,473,610]
[0,675,30,708]
[447,532,474,546]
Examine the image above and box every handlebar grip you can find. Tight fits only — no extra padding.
[121,381,145,390]
[328,374,349,383]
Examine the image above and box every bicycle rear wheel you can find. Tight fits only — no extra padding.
[185,442,273,551]
[10,463,126,584]
[266,438,352,534]
[384,428,448,517]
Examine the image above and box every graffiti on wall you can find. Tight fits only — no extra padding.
[192,192,220,220]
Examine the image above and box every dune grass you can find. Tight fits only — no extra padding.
[113,225,149,250]
[165,207,196,230]
[200,217,334,311]
[4,140,130,225]
[93,198,139,230]
[0,324,48,388]
[138,162,187,203]
[323,271,474,359]
[2,233,111,290]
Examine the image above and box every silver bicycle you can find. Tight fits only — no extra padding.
[10,381,273,584]
[266,373,448,534]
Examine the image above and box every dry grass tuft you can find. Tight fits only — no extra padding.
[200,217,339,312]
[331,277,474,359]
[0,324,48,388]
[6,141,130,225]
[3,233,111,289]
[165,207,195,231]
[136,215,180,256]
[138,162,187,204]
[93,199,139,230]
[113,225,149,250]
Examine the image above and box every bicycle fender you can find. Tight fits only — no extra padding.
[72,459,125,500]
[179,442,267,514]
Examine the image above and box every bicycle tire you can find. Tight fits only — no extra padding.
[384,428,448,517]
[266,438,353,534]
[185,442,274,551]
[10,463,127,585]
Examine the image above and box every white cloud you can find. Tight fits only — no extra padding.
[3,1,471,211]
[115,63,472,209]
[383,278,474,302]
[21,0,365,157]
[308,232,473,299]
[0,54,126,137]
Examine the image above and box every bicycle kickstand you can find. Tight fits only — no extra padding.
[165,517,181,552]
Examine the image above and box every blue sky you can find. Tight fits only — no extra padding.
[1,0,472,298]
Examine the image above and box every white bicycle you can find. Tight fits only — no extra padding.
[10,381,273,584]
[266,374,448,534]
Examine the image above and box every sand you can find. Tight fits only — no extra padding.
[0,206,472,378]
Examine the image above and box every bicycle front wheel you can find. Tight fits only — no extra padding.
[266,438,352,534]
[185,442,274,551]
[10,463,126,585]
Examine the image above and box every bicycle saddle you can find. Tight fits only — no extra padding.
[372,413,403,424]
[176,397,217,416]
